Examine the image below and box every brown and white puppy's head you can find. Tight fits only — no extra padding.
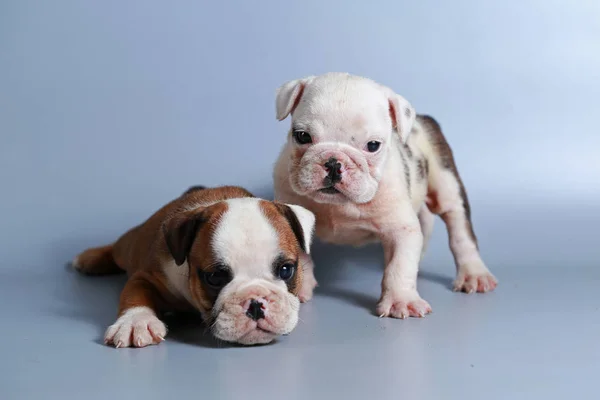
[275,72,415,204]
[163,197,315,345]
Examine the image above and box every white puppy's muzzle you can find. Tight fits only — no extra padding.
[289,142,379,204]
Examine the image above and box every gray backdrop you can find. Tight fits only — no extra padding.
[1,1,599,400]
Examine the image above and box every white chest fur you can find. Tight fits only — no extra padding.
[162,260,194,305]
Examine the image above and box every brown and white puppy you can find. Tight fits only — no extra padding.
[273,72,497,319]
[72,185,315,347]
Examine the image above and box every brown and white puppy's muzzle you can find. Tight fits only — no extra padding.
[210,279,296,345]
[165,197,316,346]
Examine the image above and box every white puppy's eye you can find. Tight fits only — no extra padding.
[366,141,381,153]
[276,263,296,281]
[292,130,312,145]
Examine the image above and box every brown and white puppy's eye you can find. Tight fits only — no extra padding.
[199,267,232,289]
[276,263,295,281]
[292,130,312,145]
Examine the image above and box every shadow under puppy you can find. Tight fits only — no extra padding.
[73,185,315,348]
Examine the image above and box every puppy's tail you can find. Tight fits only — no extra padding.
[72,244,123,275]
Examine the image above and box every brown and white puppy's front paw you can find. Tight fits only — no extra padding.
[104,307,167,348]
[376,290,432,319]
[453,262,498,294]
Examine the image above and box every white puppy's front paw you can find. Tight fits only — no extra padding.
[104,307,167,348]
[376,290,432,319]
[298,274,318,303]
[453,263,498,294]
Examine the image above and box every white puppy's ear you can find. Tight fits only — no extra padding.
[275,76,315,121]
[275,203,316,254]
[388,93,416,143]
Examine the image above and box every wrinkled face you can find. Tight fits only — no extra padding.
[165,198,315,345]
[276,73,415,204]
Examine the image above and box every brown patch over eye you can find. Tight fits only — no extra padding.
[271,254,299,293]
[179,202,230,313]
[258,200,305,296]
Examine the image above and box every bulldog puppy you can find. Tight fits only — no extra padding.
[273,72,497,319]
[72,185,315,347]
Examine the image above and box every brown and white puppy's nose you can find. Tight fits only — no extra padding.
[245,298,265,321]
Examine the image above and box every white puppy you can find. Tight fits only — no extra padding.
[273,72,497,318]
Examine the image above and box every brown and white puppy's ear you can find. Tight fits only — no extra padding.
[274,203,316,254]
[386,89,416,144]
[162,209,207,266]
[275,76,315,121]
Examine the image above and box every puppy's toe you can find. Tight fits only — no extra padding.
[454,270,497,294]
[104,307,166,348]
[477,275,497,292]
[147,319,167,341]
[462,275,479,294]
[132,322,155,348]
[376,291,432,319]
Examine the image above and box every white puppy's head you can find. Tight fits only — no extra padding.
[163,196,315,345]
[276,72,415,204]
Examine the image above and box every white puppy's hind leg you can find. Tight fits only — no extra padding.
[433,173,497,293]
[437,189,496,293]
[420,116,497,293]
[418,206,435,258]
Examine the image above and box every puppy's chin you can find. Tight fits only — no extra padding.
[220,322,279,346]
[310,188,350,205]
[209,282,300,346]
[307,186,374,205]
[290,175,379,205]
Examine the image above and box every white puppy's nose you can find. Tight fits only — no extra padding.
[245,298,265,321]
[323,157,342,185]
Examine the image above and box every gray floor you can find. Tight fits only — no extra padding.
[2,203,599,400]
